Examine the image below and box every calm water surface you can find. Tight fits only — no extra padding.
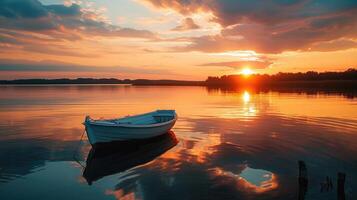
[0,85,356,200]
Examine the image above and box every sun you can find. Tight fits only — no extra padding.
[241,68,254,76]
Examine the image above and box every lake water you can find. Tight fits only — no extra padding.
[0,85,356,200]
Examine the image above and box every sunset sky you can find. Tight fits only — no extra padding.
[1,0,357,80]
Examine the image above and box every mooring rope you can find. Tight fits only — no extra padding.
[72,130,86,168]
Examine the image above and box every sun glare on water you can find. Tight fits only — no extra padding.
[243,91,250,103]
[241,68,254,76]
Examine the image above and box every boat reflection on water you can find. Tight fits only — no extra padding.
[83,131,178,185]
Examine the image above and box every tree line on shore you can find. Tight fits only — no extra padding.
[206,68,357,84]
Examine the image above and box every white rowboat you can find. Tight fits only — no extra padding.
[83,110,177,146]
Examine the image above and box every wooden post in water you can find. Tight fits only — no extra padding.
[337,172,346,200]
[298,161,308,200]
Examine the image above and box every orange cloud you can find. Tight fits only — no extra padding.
[199,60,272,70]
[143,0,357,53]
[0,0,157,55]
[172,17,200,31]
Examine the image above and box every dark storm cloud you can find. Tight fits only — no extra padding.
[144,0,357,53]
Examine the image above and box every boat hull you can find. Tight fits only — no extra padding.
[85,119,176,145]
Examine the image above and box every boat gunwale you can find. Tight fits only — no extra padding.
[85,112,177,128]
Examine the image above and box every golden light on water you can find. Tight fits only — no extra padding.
[243,91,250,103]
[241,90,257,118]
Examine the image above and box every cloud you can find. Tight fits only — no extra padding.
[0,0,159,60]
[0,0,157,42]
[0,59,171,75]
[307,39,357,52]
[143,0,357,53]
[172,17,200,31]
[143,0,357,26]
[21,45,98,58]
[199,60,272,70]
[0,0,50,19]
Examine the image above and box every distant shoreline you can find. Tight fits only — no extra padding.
[1,69,356,89]
[0,79,205,86]
[1,79,357,89]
